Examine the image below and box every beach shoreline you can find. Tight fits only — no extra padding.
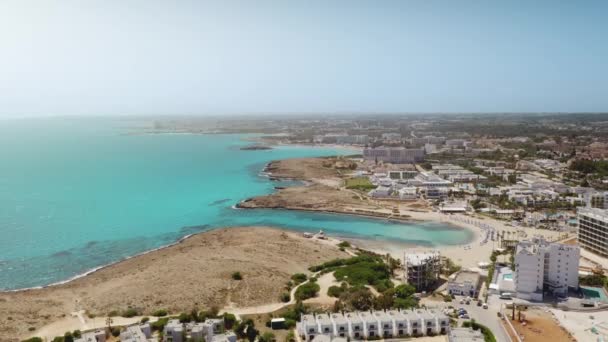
[0,226,348,340]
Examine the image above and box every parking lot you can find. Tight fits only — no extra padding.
[426,294,511,342]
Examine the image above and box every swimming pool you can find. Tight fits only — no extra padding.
[503,273,513,280]
[581,286,608,302]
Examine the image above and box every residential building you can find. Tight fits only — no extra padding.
[120,324,152,342]
[363,147,425,164]
[330,313,349,338]
[381,133,402,141]
[74,330,106,342]
[164,320,184,342]
[300,314,319,341]
[447,270,481,297]
[372,311,394,338]
[316,313,334,336]
[397,186,418,200]
[514,238,579,301]
[585,191,608,209]
[404,251,441,291]
[386,310,409,337]
[578,207,608,257]
[344,312,363,339]
[297,310,446,341]
[388,170,418,180]
[368,185,392,198]
[358,311,379,338]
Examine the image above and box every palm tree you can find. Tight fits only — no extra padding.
[106,316,113,331]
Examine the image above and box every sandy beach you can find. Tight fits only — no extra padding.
[0,227,347,341]
[241,157,567,268]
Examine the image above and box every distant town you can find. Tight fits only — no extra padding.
[16,113,608,342]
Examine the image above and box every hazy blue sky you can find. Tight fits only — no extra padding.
[1,0,607,116]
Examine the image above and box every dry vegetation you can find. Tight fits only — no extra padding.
[0,227,346,340]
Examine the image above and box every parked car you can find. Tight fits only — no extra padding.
[483,303,488,309]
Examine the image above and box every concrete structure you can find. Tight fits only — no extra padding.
[388,170,418,180]
[397,186,418,200]
[514,238,579,301]
[372,311,394,338]
[164,319,184,342]
[330,313,349,338]
[74,330,106,342]
[448,327,484,341]
[363,147,425,164]
[300,314,320,341]
[404,251,441,291]
[344,312,364,339]
[316,313,334,336]
[297,310,447,341]
[120,324,152,342]
[578,207,608,257]
[386,310,409,337]
[358,311,379,338]
[448,270,481,297]
[210,333,237,342]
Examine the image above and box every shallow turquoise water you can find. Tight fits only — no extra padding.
[0,118,473,290]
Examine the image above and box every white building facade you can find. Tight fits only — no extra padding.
[578,207,608,257]
[514,238,579,301]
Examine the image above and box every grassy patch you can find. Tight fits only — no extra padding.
[345,177,375,191]
[309,254,391,291]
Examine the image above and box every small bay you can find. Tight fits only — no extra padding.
[0,118,473,290]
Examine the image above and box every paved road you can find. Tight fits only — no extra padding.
[429,295,511,342]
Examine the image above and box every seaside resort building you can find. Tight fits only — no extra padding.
[297,309,449,341]
[163,318,233,342]
[514,238,579,301]
[447,270,481,297]
[363,147,425,164]
[578,207,608,257]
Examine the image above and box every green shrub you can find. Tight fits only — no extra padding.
[259,332,275,342]
[224,313,237,329]
[291,273,308,284]
[21,338,43,342]
[153,309,168,317]
[151,317,169,331]
[337,241,351,248]
[140,317,150,323]
[327,285,346,298]
[232,272,243,280]
[178,312,192,323]
[295,282,320,300]
[122,308,139,318]
[280,292,291,302]
[111,327,120,337]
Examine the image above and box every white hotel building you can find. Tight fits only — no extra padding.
[514,238,579,301]
[578,207,608,257]
[298,309,448,340]
[363,147,425,164]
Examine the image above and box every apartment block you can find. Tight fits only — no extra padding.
[514,237,579,301]
[579,207,608,257]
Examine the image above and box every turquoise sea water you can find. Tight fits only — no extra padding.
[0,118,473,290]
